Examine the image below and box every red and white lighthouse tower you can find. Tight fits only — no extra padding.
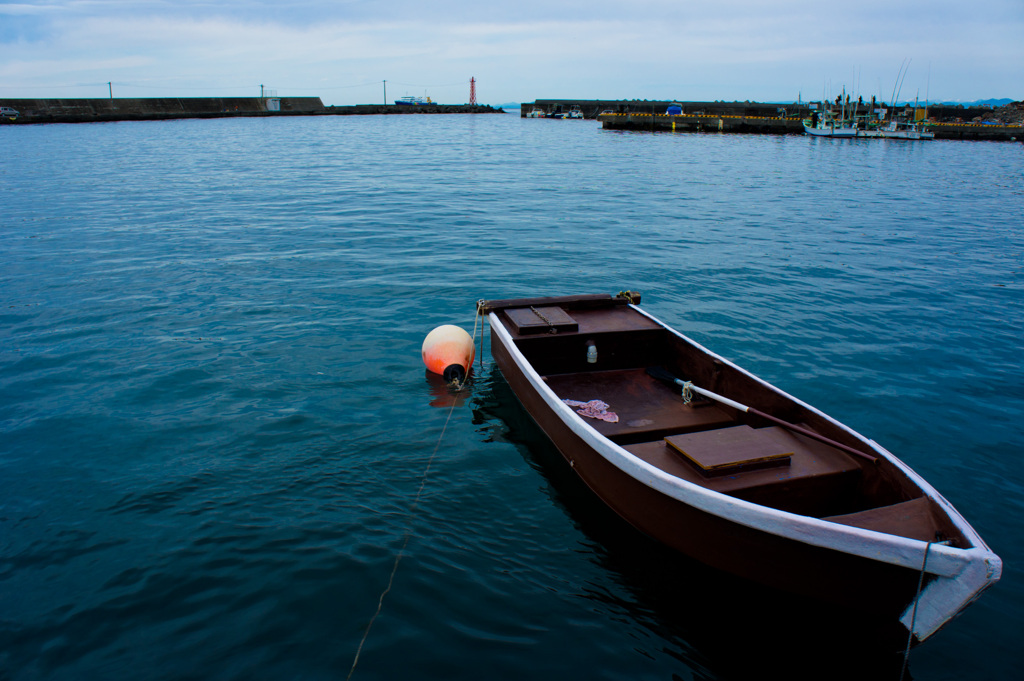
[469,77,476,105]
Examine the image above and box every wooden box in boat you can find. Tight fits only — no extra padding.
[479,292,1001,644]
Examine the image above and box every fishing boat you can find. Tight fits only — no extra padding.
[803,89,859,138]
[566,105,584,119]
[525,108,546,119]
[478,292,1001,645]
[878,120,935,140]
[802,110,858,138]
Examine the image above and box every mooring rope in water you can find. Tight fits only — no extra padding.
[899,538,935,681]
[345,404,454,679]
[347,308,482,679]
[475,300,486,371]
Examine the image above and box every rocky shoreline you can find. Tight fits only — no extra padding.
[966,100,1024,125]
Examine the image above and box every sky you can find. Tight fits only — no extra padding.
[1,1,1021,105]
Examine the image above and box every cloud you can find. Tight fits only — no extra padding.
[1,1,1021,103]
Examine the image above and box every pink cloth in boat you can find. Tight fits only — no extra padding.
[562,399,619,423]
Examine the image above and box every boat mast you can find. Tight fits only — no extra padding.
[925,62,931,122]
[894,59,911,120]
[890,59,909,121]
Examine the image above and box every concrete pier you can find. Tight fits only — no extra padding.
[525,99,799,120]
[524,99,1022,141]
[0,97,503,124]
[925,121,1022,141]
[598,112,803,135]
[595,112,1020,141]
[0,97,324,124]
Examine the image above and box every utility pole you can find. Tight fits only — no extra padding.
[383,80,387,105]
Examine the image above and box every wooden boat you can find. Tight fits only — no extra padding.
[479,292,1001,644]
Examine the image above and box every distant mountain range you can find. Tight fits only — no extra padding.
[936,98,1015,107]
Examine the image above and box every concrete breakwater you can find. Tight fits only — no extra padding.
[0,97,503,124]
[596,111,1021,141]
[328,103,504,115]
[526,99,801,120]
[599,112,803,135]
[525,99,1022,141]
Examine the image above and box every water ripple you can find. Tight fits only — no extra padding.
[1,115,1021,680]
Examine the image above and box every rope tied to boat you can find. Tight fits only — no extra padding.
[680,381,695,404]
[476,299,486,370]
[900,534,947,681]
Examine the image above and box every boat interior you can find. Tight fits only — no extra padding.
[486,295,965,546]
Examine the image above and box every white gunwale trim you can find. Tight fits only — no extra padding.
[489,309,1001,638]
[630,305,994,554]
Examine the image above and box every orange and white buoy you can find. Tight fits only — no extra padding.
[422,324,475,383]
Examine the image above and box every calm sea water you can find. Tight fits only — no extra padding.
[1,113,1021,680]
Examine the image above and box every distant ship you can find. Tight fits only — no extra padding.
[395,95,433,106]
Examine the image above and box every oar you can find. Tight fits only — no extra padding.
[646,367,877,464]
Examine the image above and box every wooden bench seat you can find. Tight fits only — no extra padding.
[508,305,672,375]
[622,426,863,516]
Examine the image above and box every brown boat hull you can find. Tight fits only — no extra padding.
[481,293,1000,644]
[491,332,923,620]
